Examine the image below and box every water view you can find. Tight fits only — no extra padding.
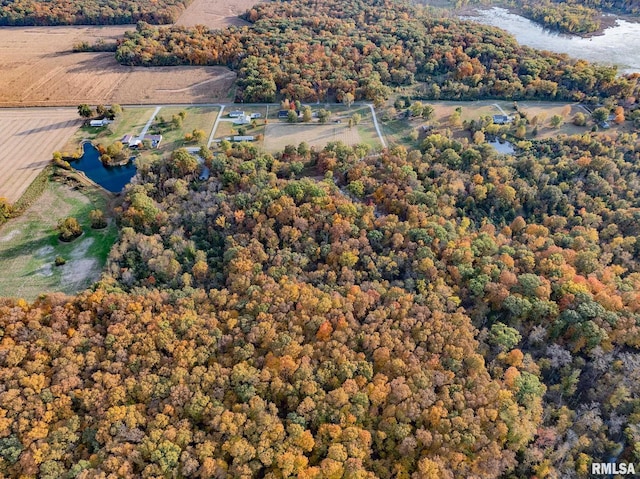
[71,142,137,193]
[460,7,640,74]
[488,139,516,155]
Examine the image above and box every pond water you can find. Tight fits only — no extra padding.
[460,7,640,74]
[71,142,137,193]
[488,139,516,155]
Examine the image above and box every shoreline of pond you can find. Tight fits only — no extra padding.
[68,141,137,194]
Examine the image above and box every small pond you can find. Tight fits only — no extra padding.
[71,142,137,193]
[488,139,516,155]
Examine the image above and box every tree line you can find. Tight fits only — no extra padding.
[0,0,192,26]
[115,0,638,105]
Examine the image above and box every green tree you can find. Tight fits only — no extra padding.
[302,106,312,122]
[318,109,330,123]
[108,104,122,119]
[550,114,563,128]
[592,107,609,123]
[572,112,587,126]
[172,114,183,129]
[170,149,199,176]
[287,110,299,123]
[0,197,13,224]
[89,209,107,229]
[422,105,435,120]
[192,129,206,143]
[489,322,522,351]
[57,217,83,241]
[342,92,355,108]
[410,101,424,117]
[77,104,93,118]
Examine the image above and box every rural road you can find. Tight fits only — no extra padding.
[208,105,225,147]
[139,106,162,138]
[1,101,390,151]
[366,103,386,149]
[492,103,507,115]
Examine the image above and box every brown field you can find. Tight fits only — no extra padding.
[264,123,366,153]
[514,101,590,138]
[175,0,261,29]
[0,26,236,107]
[0,108,80,203]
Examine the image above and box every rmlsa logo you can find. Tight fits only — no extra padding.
[591,462,636,475]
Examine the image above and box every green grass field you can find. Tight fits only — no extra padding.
[151,106,219,151]
[0,180,117,300]
[259,105,382,152]
[377,98,626,146]
[61,108,156,155]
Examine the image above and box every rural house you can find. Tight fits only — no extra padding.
[492,114,513,125]
[233,115,252,125]
[121,134,163,148]
[229,110,245,118]
[144,134,163,148]
[90,119,110,127]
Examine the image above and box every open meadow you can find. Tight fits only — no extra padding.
[0,179,116,300]
[0,26,236,107]
[0,108,81,203]
[379,98,631,147]
[220,104,385,153]
[264,124,370,153]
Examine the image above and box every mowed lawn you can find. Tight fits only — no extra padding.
[60,107,156,155]
[264,123,367,153]
[379,98,630,147]
[150,106,219,151]
[0,108,81,203]
[263,105,383,152]
[0,180,116,300]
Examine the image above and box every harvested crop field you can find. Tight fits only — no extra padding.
[0,108,80,203]
[175,0,261,29]
[0,26,236,106]
[264,123,367,153]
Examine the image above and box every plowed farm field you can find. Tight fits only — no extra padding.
[0,26,236,107]
[175,0,261,29]
[0,108,80,203]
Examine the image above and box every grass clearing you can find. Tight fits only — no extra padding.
[61,107,156,154]
[0,179,117,300]
[379,98,631,146]
[212,120,265,141]
[264,123,372,153]
[261,105,382,152]
[149,106,219,151]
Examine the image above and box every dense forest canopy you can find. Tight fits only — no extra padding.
[115,0,639,104]
[0,0,191,25]
[2,128,640,476]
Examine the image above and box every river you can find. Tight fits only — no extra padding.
[460,7,640,74]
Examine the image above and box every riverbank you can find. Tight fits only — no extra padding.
[456,6,640,74]
[452,3,637,38]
